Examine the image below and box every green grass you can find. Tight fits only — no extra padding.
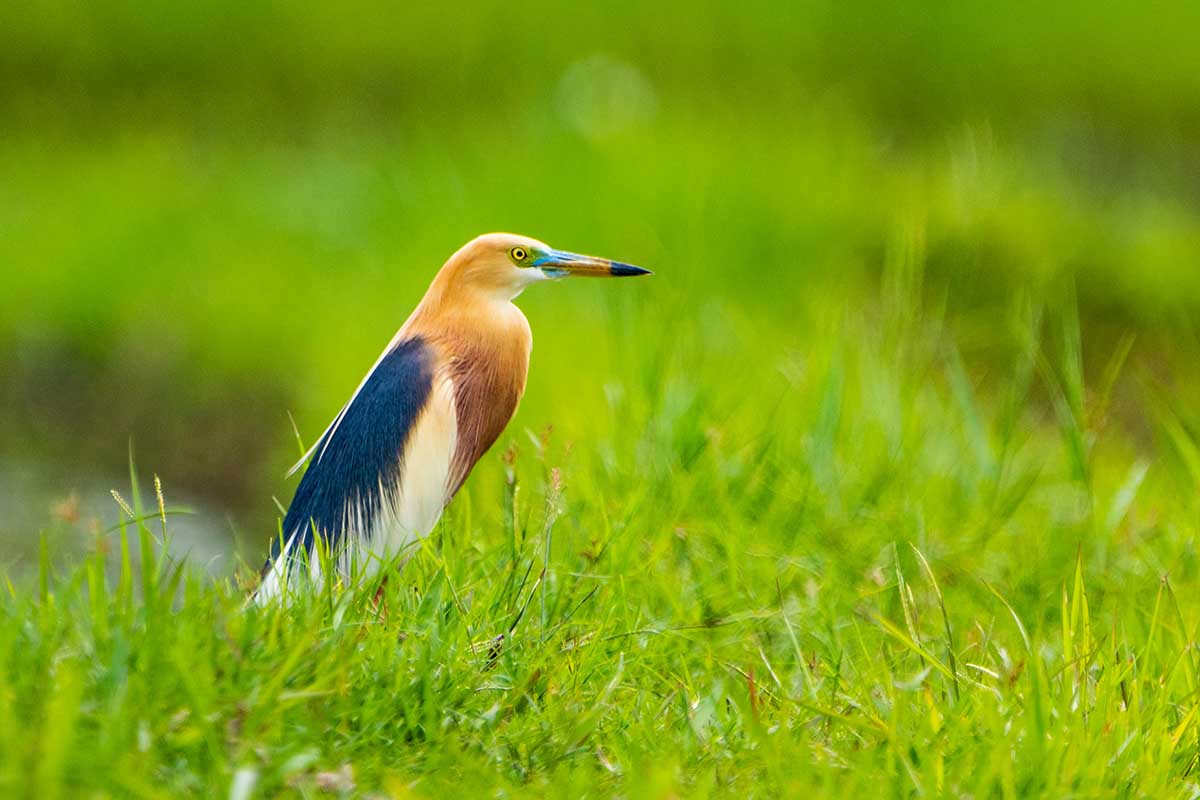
[6,283,1200,797]
[6,103,1200,546]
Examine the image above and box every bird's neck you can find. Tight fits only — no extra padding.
[403,281,528,353]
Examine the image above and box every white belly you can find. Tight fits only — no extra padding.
[360,374,457,561]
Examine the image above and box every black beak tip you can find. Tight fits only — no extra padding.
[611,262,653,277]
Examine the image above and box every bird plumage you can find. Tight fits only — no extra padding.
[257,233,648,600]
[277,336,437,559]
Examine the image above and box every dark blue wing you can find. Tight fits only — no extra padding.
[265,336,435,573]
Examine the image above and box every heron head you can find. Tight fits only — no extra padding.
[447,233,651,300]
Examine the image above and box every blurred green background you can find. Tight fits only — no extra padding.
[2,0,1199,569]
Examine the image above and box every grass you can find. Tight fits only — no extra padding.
[5,278,1200,797]
[6,103,1200,545]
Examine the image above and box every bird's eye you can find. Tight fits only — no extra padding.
[510,246,528,263]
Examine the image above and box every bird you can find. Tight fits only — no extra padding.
[256,233,651,599]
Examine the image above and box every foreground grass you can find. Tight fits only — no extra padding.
[4,290,1200,798]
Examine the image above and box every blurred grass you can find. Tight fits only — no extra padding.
[5,1,1200,138]
[5,99,1200,543]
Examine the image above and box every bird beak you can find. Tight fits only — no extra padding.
[534,248,653,278]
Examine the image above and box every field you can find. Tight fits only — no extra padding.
[3,2,1200,796]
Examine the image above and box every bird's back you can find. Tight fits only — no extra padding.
[258,302,531,598]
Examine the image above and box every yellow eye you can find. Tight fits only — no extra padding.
[510,246,528,263]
